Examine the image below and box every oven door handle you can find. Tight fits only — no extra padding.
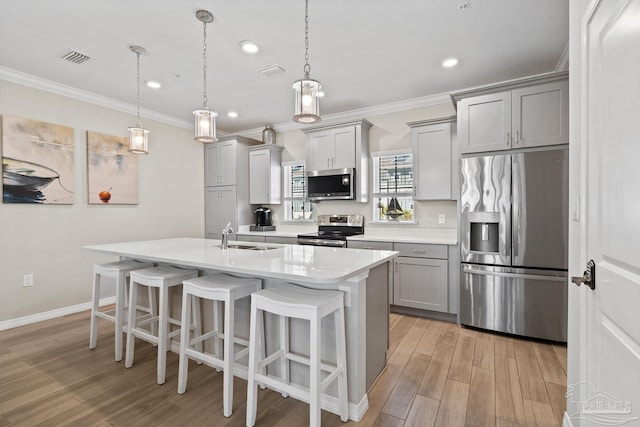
[297,238,346,248]
[463,266,566,282]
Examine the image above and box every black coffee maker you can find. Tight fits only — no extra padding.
[254,207,273,227]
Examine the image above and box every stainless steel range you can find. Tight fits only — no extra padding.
[297,214,364,247]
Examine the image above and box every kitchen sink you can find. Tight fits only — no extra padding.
[213,244,278,251]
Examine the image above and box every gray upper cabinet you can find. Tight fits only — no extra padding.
[204,136,260,239]
[453,72,569,154]
[303,120,372,203]
[205,140,238,186]
[408,116,457,200]
[249,145,284,205]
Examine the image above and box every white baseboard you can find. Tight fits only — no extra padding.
[0,297,116,331]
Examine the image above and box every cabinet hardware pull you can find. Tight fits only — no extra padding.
[395,262,398,272]
[413,250,427,254]
[363,246,374,250]
[506,132,511,145]
[515,130,520,144]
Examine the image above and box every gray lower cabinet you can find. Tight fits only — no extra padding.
[394,257,448,312]
[392,242,449,313]
[265,236,298,244]
[235,234,266,243]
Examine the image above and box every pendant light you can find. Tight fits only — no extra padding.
[193,10,218,143]
[128,45,149,154]
[292,0,321,124]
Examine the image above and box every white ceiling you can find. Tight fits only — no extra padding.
[0,0,569,134]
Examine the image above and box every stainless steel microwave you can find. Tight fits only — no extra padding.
[307,168,355,201]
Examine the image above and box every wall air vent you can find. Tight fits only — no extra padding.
[259,65,287,77]
[59,50,91,64]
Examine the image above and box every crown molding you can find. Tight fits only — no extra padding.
[0,66,192,130]
[235,92,453,139]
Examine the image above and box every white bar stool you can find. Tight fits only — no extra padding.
[89,260,153,361]
[177,274,262,417]
[125,265,198,384]
[246,283,349,427]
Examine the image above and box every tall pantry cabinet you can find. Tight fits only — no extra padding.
[204,136,260,239]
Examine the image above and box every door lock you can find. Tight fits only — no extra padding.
[571,259,596,290]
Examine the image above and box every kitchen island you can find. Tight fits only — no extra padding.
[84,237,398,421]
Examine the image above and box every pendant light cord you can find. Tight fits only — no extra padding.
[303,0,311,77]
[135,51,142,127]
[202,20,208,109]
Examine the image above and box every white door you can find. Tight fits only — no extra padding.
[568,0,640,425]
[310,133,332,170]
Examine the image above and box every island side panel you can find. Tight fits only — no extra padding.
[366,261,390,389]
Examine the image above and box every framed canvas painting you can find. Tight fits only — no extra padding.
[2,115,75,204]
[87,131,139,205]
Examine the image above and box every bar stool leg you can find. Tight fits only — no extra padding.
[279,315,290,397]
[89,271,100,350]
[246,300,260,427]
[223,294,234,417]
[157,285,169,385]
[177,290,191,394]
[309,314,321,427]
[192,296,203,357]
[335,305,349,422]
[148,286,157,338]
[213,300,223,365]
[114,270,127,362]
[125,279,139,369]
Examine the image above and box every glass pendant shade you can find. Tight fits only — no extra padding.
[128,126,149,154]
[292,78,321,124]
[193,109,218,142]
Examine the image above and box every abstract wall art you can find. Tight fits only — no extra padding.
[2,115,75,204]
[86,131,139,205]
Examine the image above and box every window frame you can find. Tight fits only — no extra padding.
[371,149,417,224]
[282,160,315,222]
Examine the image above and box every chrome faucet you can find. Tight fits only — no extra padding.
[221,222,233,250]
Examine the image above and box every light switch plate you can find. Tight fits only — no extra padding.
[23,274,33,287]
[438,214,446,224]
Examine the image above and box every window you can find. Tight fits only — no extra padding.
[283,162,314,221]
[372,151,415,222]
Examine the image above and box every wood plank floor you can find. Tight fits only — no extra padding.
[0,310,566,426]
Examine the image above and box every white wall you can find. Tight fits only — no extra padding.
[269,102,458,230]
[0,80,203,322]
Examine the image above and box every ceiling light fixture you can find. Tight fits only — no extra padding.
[145,80,162,89]
[128,45,149,154]
[227,111,238,118]
[292,0,321,124]
[240,40,260,54]
[193,10,218,143]
[442,58,459,68]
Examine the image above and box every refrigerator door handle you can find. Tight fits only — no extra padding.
[463,266,565,282]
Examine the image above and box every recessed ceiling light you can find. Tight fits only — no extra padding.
[227,111,238,118]
[240,40,260,54]
[145,80,162,89]
[442,58,459,68]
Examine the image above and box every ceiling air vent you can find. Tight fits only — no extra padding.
[259,65,287,77]
[59,50,91,64]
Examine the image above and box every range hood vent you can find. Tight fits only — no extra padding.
[60,50,91,64]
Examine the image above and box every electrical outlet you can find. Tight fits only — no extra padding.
[438,214,446,224]
[23,274,34,287]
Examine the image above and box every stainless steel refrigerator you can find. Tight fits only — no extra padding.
[460,148,568,342]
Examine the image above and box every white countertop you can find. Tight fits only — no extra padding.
[236,226,458,245]
[84,237,398,285]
